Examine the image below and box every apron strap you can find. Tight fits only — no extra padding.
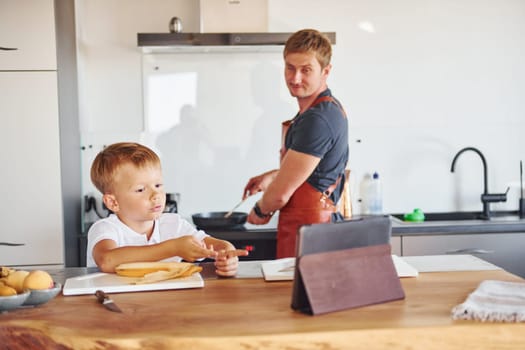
[309,96,347,118]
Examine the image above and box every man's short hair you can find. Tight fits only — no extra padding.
[284,29,332,69]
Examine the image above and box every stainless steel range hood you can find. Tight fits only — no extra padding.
[138,1,335,53]
[137,32,336,53]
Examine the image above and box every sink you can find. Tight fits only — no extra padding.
[391,210,520,223]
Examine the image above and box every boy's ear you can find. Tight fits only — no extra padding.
[102,194,119,213]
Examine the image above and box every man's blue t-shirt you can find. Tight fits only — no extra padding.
[284,88,349,203]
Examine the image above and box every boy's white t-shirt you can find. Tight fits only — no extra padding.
[86,213,209,268]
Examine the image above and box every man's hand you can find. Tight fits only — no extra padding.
[243,170,278,198]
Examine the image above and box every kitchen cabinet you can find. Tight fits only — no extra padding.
[390,236,401,256]
[0,0,64,266]
[0,0,56,70]
[0,72,64,266]
[402,232,525,278]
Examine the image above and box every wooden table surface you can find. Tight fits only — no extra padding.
[1,268,524,349]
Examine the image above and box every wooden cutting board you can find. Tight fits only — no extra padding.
[62,272,204,295]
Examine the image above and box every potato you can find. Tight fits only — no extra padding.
[23,270,54,290]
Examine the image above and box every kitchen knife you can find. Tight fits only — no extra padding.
[95,290,122,313]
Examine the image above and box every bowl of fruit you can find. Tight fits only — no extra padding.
[0,267,60,312]
[0,290,30,313]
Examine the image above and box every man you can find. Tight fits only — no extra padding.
[243,29,349,258]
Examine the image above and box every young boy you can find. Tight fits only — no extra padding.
[86,142,248,277]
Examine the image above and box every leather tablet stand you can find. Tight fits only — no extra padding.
[294,244,405,315]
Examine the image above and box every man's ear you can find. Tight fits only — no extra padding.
[322,63,332,78]
[102,194,119,213]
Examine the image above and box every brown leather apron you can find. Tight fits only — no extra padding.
[276,95,346,258]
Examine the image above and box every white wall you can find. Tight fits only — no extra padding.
[76,0,525,219]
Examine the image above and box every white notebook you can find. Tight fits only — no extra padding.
[261,258,296,281]
[63,272,204,296]
[391,255,419,277]
[401,254,501,273]
[261,255,418,281]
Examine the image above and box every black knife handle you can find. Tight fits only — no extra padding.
[95,290,107,303]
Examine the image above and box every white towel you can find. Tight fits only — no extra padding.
[451,280,525,322]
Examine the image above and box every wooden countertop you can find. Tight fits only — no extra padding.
[1,269,524,349]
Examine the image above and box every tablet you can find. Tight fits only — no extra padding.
[291,215,392,312]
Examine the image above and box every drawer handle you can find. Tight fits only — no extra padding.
[0,242,25,246]
[446,248,493,255]
[0,47,18,51]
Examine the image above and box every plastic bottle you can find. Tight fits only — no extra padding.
[164,193,180,213]
[360,172,383,215]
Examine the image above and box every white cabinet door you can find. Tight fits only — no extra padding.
[0,72,64,266]
[0,0,56,70]
[391,236,401,256]
[402,233,525,278]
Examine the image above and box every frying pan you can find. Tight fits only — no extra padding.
[192,212,248,230]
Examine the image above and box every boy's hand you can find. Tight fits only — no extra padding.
[174,236,217,262]
[213,249,249,277]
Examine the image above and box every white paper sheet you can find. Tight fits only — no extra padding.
[261,258,296,281]
[260,255,419,281]
[401,254,502,273]
[392,255,419,277]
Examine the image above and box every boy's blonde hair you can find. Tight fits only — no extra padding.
[90,142,161,194]
[283,29,332,69]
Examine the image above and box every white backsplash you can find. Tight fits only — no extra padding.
[77,0,525,219]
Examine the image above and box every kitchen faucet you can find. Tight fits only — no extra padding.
[450,147,508,219]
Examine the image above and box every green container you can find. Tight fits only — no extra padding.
[403,208,425,222]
